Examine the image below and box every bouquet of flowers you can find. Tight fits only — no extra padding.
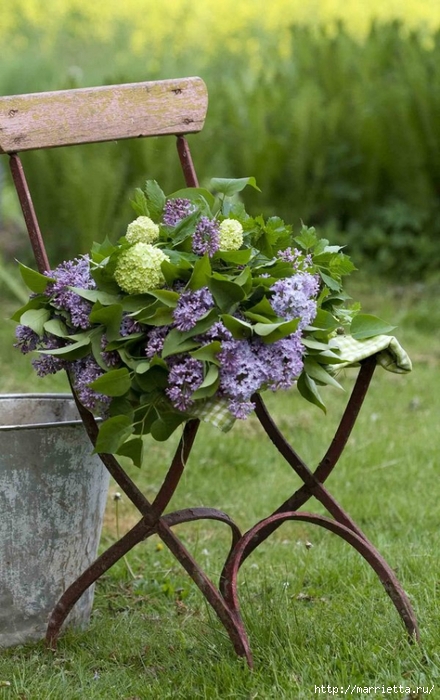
[14,177,395,467]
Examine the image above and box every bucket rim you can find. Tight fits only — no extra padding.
[0,393,87,430]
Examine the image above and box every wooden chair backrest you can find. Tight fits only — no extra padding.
[0,77,208,153]
[0,77,208,271]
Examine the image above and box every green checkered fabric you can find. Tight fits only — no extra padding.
[330,334,412,373]
[193,396,236,432]
[193,334,411,432]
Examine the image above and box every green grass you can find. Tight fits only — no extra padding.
[1,279,440,698]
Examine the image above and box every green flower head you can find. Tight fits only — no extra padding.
[114,242,170,294]
[126,216,160,245]
[219,218,243,251]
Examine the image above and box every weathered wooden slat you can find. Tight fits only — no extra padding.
[0,77,208,154]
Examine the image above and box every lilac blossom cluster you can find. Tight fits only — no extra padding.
[163,198,194,227]
[69,356,111,413]
[217,333,305,419]
[14,326,65,376]
[45,255,96,330]
[165,356,204,412]
[192,217,220,257]
[172,287,214,331]
[277,247,313,270]
[270,272,320,331]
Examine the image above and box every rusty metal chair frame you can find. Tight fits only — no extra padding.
[0,78,418,667]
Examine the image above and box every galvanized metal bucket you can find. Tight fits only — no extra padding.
[0,394,110,648]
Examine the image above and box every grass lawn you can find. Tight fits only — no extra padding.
[0,279,439,698]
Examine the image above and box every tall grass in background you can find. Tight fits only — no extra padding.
[1,2,440,277]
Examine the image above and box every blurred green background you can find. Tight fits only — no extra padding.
[1,0,440,279]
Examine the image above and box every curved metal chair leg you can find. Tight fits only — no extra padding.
[46,515,157,647]
[47,509,252,666]
[221,512,419,643]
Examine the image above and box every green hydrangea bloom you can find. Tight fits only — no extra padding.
[126,216,160,244]
[219,218,244,251]
[114,243,170,294]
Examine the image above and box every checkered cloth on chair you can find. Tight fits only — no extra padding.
[330,334,412,373]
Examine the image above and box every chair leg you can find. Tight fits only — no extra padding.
[221,511,419,643]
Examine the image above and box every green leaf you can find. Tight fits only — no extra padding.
[188,254,212,290]
[210,177,261,196]
[130,188,150,217]
[169,210,199,246]
[20,308,50,336]
[89,368,132,397]
[150,412,186,441]
[296,372,326,412]
[148,289,180,307]
[246,296,278,319]
[40,336,91,360]
[69,287,120,305]
[121,293,155,311]
[135,306,174,326]
[208,275,245,312]
[91,237,118,260]
[350,314,396,340]
[191,365,219,400]
[11,296,47,322]
[108,396,135,418]
[294,225,318,251]
[302,337,335,351]
[43,318,70,338]
[116,437,144,468]
[18,262,54,293]
[161,258,192,287]
[319,271,341,292]
[221,314,253,339]
[161,329,200,359]
[145,180,166,220]
[89,303,123,340]
[190,341,221,364]
[253,318,299,343]
[303,358,343,390]
[133,403,160,435]
[94,415,134,454]
[134,361,151,375]
[309,308,340,334]
[135,366,169,392]
[212,249,252,265]
[167,187,216,210]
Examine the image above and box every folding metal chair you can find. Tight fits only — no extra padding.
[0,78,419,667]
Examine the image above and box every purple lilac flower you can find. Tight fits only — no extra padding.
[101,335,120,367]
[45,256,95,330]
[270,272,320,330]
[227,399,256,420]
[216,330,305,419]
[257,334,304,391]
[14,325,39,354]
[144,325,170,359]
[218,337,265,403]
[32,353,65,377]
[277,248,313,271]
[163,198,194,227]
[202,320,233,342]
[69,356,111,413]
[165,355,204,412]
[33,335,65,376]
[172,287,214,332]
[192,217,220,257]
[120,314,143,337]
